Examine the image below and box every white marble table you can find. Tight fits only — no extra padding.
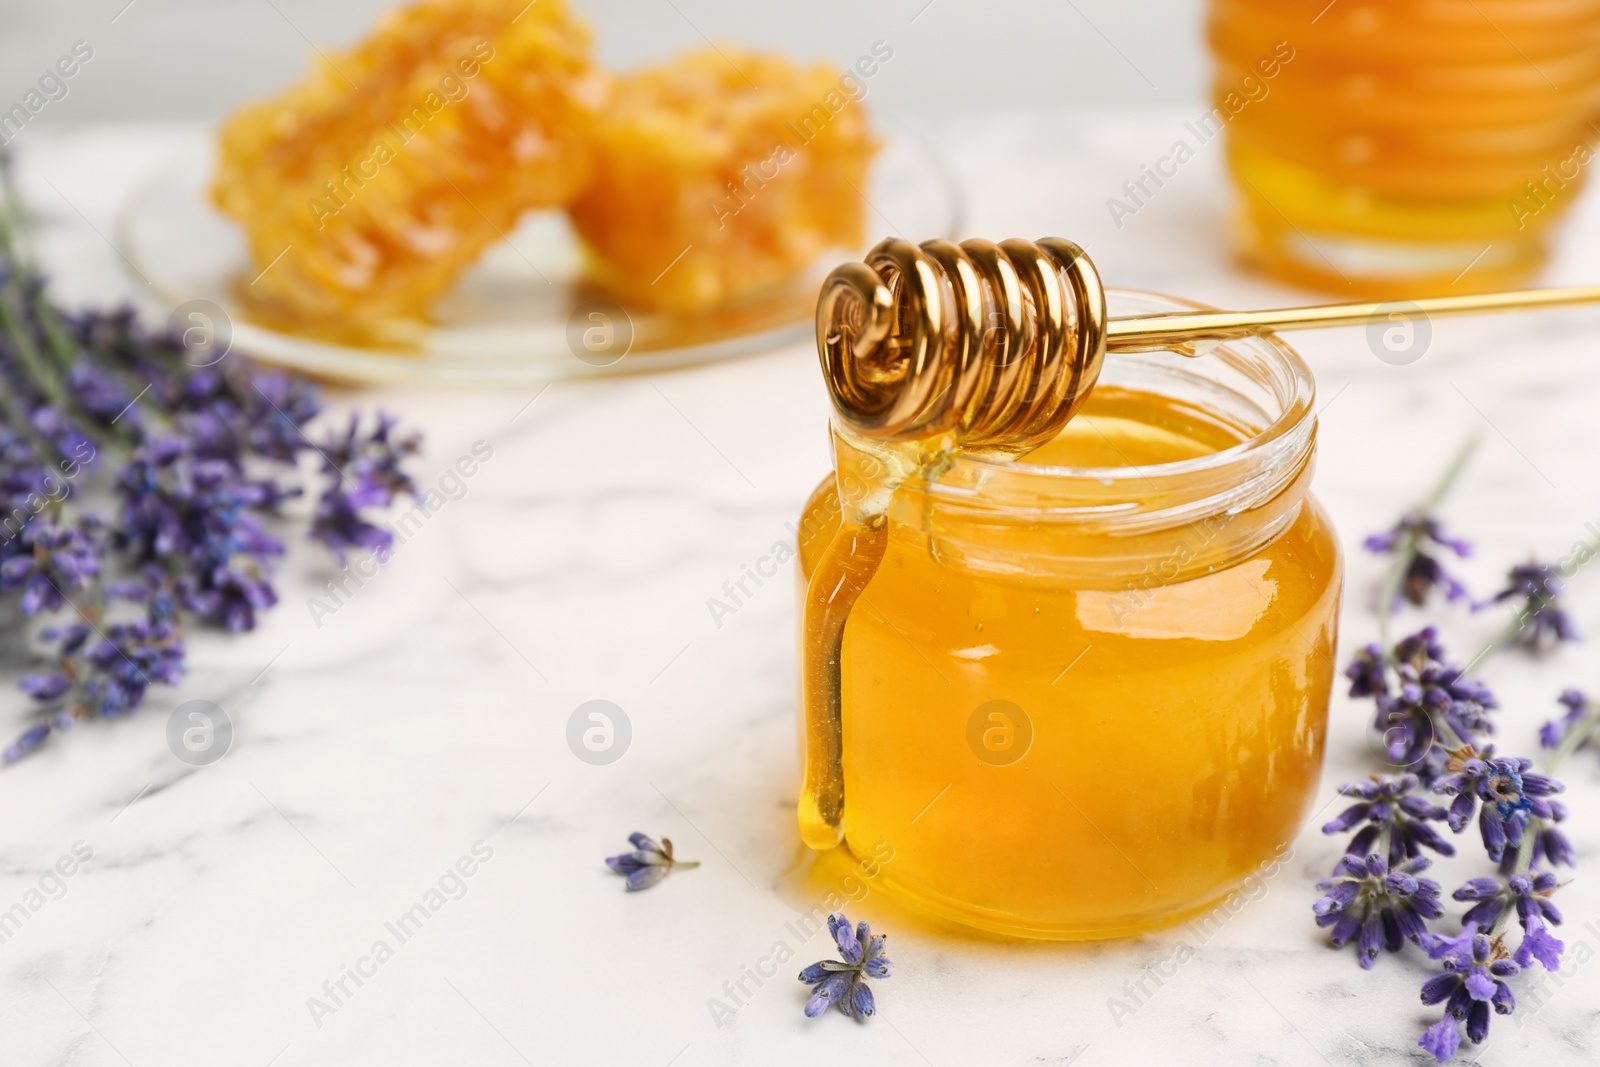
[5,112,1600,1066]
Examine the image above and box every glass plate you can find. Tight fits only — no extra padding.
[116,125,963,386]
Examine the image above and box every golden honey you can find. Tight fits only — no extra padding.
[567,46,877,313]
[213,0,602,326]
[1210,0,1600,295]
[796,293,1342,938]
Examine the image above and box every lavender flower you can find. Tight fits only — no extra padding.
[604,832,699,891]
[1321,774,1455,864]
[81,607,186,717]
[1517,801,1577,870]
[18,674,70,701]
[115,440,287,632]
[1314,439,1582,1062]
[244,371,321,462]
[1365,513,1472,608]
[1514,916,1566,972]
[1417,929,1518,1062]
[1541,688,1597,758]
[1434,752,1564,863]
[310,489,393,562]
[1344,643,1388,698]
[0,520,99,613]
[311,413,420,561]
[1361,628,1497,772]
[1313,853,1443,967]
[799,912,891,1020]
[1478,562,1578,652]
[0,149,419,763]
[1452,870,1563,937]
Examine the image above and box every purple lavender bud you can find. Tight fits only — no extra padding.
[1418,1018,1460,1062]
[848,979,875,1017]
[623,864,668,892]
[604,832,692,892]
[804,972,850,1018]
[797,962,830,984]
[19,674,70,701]
[2,724,49,763]
[1514,921,1565,972]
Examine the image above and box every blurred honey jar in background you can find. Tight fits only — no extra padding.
[1210,0,1600,295]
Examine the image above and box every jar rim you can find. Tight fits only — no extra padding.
[855,287,1319,534]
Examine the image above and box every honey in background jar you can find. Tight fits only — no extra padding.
[1210,0,1600,295]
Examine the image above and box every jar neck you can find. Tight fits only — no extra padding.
[832,428,1315,586]
[828,365,1317,586]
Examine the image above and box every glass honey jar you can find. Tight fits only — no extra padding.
[796,290,1342,940]
[1210,0,1600,296]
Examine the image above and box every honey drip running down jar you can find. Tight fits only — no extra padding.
[796,289,1342,939]
[1211,0,1600,296]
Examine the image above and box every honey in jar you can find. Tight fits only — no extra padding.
[796,290,1342,939]
[1210,0,1600,295]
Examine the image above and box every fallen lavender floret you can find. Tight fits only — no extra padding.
[799,912,891,1020]
[604,832,699,891]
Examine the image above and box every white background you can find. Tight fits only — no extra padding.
[0,0,1206,123]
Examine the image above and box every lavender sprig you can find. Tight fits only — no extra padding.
[1416,884,1567,1059]
[1322,441,1586,1063]
[1452,869,1563,937]
[311,412,421,562]
[1364,435,1480,642]
[1,148,419,761]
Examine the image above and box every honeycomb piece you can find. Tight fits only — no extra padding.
[566,47,878,312]
[213,0,603,326]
